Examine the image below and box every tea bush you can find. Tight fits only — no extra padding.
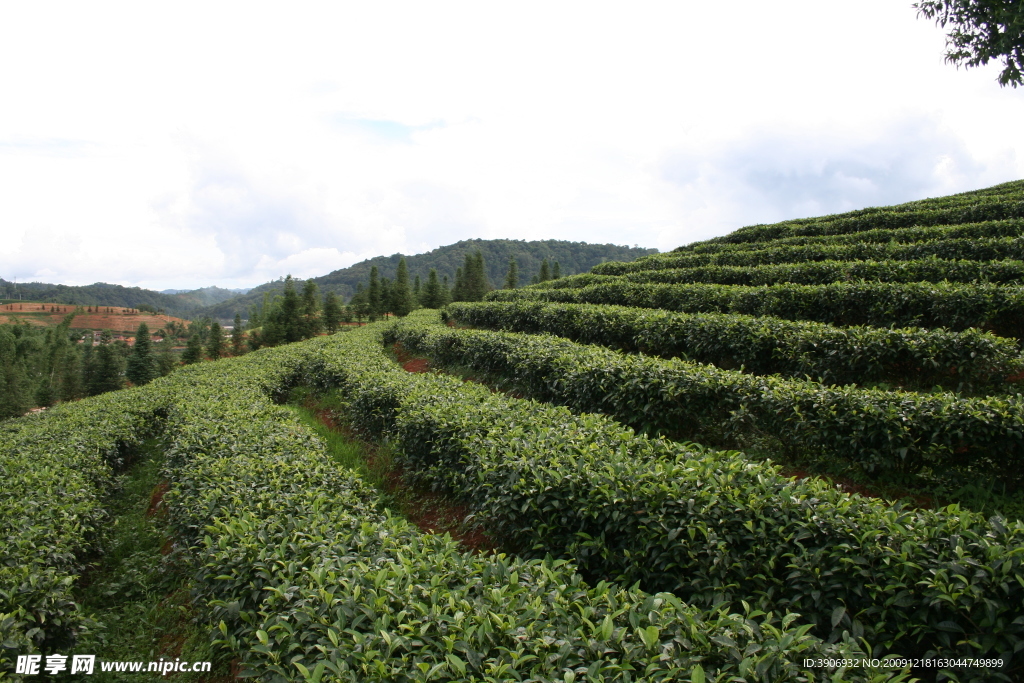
[443,300,1023,392]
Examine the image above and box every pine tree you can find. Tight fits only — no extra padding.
[349,283,369,322]
[81,342,95,394]
[440,275,452,306]
[232,314,245,355]
[452,266,465,302]
[504,256,519,289]
[206,321,224,360]
[89,330,124,395]
[421,269,443,308]
[380,278,391,317]
[300,279,321,338]
[322,292,342,333]
[368,267,382,322]
[280,276,303,343]
[60,345,83,400]
[126,322,157,386]
[182,334,203,364]
[552,261,561,279]
[458,250,490,301]
[0,327,28,419]
[538,258,551,283]
[40,314,79,403]
[156,337,177,376]
[391,257,414,317]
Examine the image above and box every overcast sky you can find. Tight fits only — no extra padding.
[1,1,1022,290]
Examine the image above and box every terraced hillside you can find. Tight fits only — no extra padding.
[4,180,1023,682]
[466,179,1024,510]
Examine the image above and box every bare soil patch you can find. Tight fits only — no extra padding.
[1,302,189,334]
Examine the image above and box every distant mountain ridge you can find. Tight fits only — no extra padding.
[0,280,242,317]
[196,238,658,320]
[161,287,250,296]
[2,239,656,321]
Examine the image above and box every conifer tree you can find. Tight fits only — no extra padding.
[368,267,382,321]
[89,330,124,395]
[232,314,245,355]
[280,276,303,343]
[182,333,203,364]
[552,261,561,279]
[349,283,369,322]
[206,321,224,360]
[126,322,157,386]
[452,266,465,302]
[440,275,452,306]
[538,258,551,283]
[504,256,519,289]
[39,314,79,403]
[81,342,95,394]
[322,292,342,333]
[300,279,321,338]
[465,251,491,301]
[156,337,177,376]
[260,311,283,347]
[391,257,414,317]
[376,278,387,317]
[421,268,443,308]
[0,327,28,418]
[60,345,83,400]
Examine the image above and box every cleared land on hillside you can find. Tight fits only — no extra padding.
[0,302,189,333]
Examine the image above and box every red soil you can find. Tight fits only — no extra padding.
[147,481,170,517]
[310,401,496,554]
[0,302,189,334]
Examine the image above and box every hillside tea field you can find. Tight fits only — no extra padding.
[4,180,1024,682]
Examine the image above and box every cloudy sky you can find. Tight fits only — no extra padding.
[1,1,1022,290]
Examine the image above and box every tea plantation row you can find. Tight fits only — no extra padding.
[558,259,1024,288]
[488,281,1024,338]
[1,325,897,682]
[677,219,1024,254]
[393,312,1024,484]
[694,182,1024,247]
[331,315,1019,680]
[442,301,1022,392]
[597,237,1024,272]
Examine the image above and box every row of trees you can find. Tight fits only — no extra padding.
[0,317,181,419]
[0,312,261,419]
[347,252,563,321]
[0,251,572,417]
[247,276,344,348]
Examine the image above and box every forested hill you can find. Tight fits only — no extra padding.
[0,280,242,317]
[197,239,657,320]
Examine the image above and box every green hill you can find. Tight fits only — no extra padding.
[197,238,657,320]
[0,280,241,318]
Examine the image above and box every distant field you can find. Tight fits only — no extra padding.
[0,301,189,333]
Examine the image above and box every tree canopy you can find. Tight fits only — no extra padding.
[916,0,1024,87]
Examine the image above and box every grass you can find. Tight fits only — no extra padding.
[72,438,229,682]
[284,387,494,551]
[284,386,383,482]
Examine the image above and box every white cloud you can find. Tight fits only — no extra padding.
[0,0,1021,290]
